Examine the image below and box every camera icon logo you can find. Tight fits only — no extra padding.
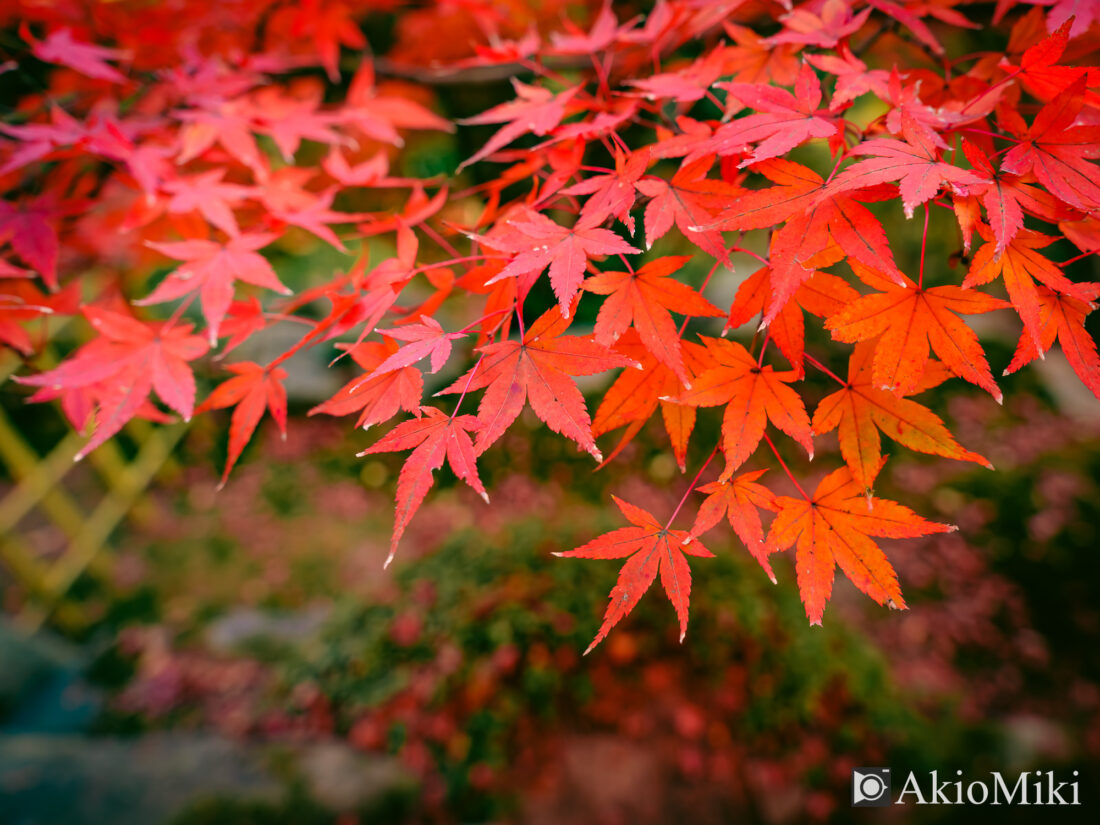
[852,768,892,807]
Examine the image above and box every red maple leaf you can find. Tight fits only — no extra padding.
[457,80,580,171]
[554,496,714,654]
[285,0,367,82]
[28,27,128,83]
[175,99,267,179]
[197,362,288,486]
[626,48,728,104]
[0,197,62,290]
[549,2,629,56]
[18,306,207,459]
[310,338,424,429]
[480,210,640,317]
[366,317,466,380]
[249,85,352,162]
[706,63,842,167]
[960,139,1051,255]
[322,149,422,188]
[1005,284,1100,400]
[440,302,636,458]
[806,45,891,108]
[719,22,801,87]
[141,234,290,344]
[1000,76,1100,213]
[769,0,873,48]
[688,469,779,580]
[562,149,649,234]
[161,170,252,237]
[635,154,741,259]
[1003,17,1100,106]
[361,406,488,565]
[824,114,984,218]
[712,159,904,323]
[0,279,55,354]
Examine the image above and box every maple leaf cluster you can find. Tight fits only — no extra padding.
[3,0,1099,651]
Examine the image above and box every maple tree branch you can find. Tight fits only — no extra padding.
[518,57,578,88]
[589,53,611,100]
[369,55,590,86]
[456,308,510,336]
[513,303,526,340]
[409,254,508,276]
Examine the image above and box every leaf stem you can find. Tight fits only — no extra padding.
[678,255,724,336]
[803,352,845,385]
[1059,251,1095,268]
[162,293,197,335]
[918,204,930,289]
[764,432,809,500]
[450,353,484,421]
[418,221,461,258]
[665,443,719,530]
[756,329,771,367]
[728,244,769,267]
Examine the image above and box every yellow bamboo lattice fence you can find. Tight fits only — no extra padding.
[0,335,186,632]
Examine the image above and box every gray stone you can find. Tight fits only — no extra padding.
[298,741,414,813]
[0,733,283,825]
[204,605,331,654]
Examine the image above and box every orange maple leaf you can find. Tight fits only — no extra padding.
[766,461,955,625]
[826,264,1009,401]
[1005,284,1100,400]
[726,266,859,374]
[688,469,779,580]
[707,159,904,322]
[592,331,715,472]
[966,229,1094,351]
[583,255,723,385]
[670,337,814,477]
[309,338,423,430]
[635,154,741,259]
[813,342,992,492]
